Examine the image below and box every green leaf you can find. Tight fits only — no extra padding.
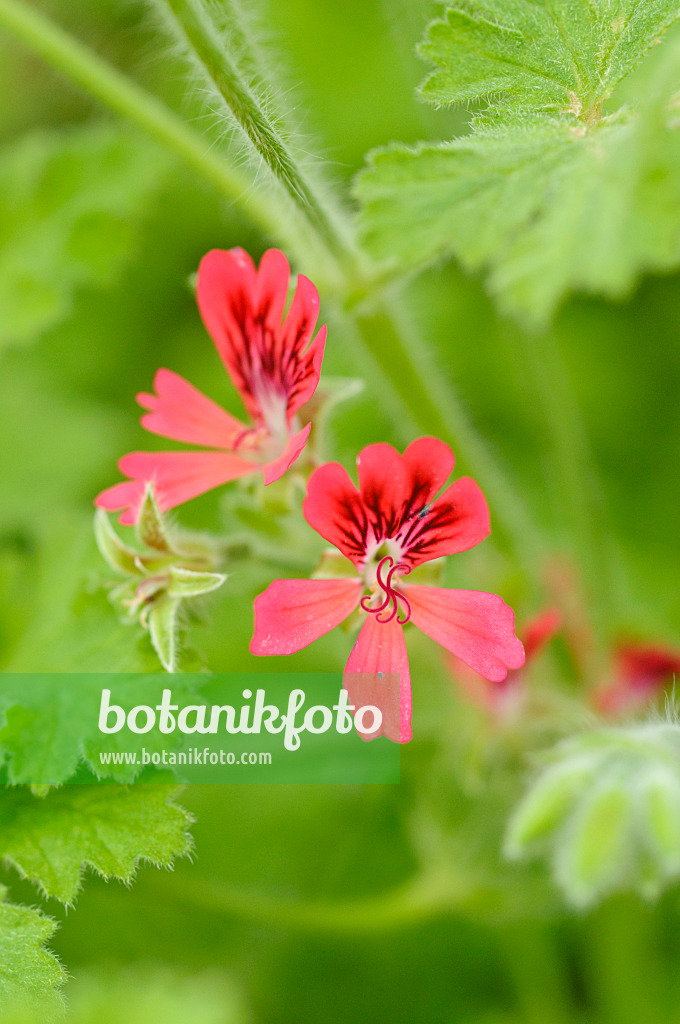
[0,122,167,350]
[135,485,172,553]
[417,0,680,118]
[357,5,680,324]
[94,510,140,576]
[0,885,64,1016]
[0,786,193,905]
[148,595,180,673]
[167,565,227,598]
[0,673,206,786]
[4,967,249,1024]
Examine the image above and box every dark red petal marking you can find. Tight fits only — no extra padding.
[196,248,325,427]
[304,462,369,566]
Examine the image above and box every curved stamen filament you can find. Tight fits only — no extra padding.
[360,556,412,624]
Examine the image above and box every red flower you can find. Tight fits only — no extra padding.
[250,438,525,743]
[594,642,680,714]
[449,608,561,715]
[96,248,326,524]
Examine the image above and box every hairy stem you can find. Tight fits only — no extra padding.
[155,0,354,265]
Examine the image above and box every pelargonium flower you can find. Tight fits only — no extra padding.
[250,438,525,743]
[594,642,680,715]
[96,248,326,525]
[449,608,561,716]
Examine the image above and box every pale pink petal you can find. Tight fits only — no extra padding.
[95,480,147,526]
[303,462,367,566]
[406,585,525,682]
[262,422,311,485]
[138,368,246,448]
[344,614,412,743]
[250,578,361,655]
[117,450,258,518]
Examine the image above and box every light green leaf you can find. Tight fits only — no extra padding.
[94,510,139,576]
[148,595,180,673]
[0,786,193,905]
[0,122,167,350]
[5,967,248,1024]
[357,5,680,323]
[135,485,172,553]
[167,565,227,598]
[417,0,680,118]
[0,885,64,1016]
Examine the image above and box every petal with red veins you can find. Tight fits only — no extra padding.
[262,422,311,485]
[344,614,412,743]
[401,436,455,508]
[250,578,361,655]
[303,462,368,567]
[254,248,290,330]
[116,450,258,519]
[287,324,327,420]
[406,585,525,682]
[196,247,261,419]
[401,476,490,566]
[357,443,408,541]
[138,368,247,448]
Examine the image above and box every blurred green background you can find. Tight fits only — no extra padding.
[1,0,680,1021]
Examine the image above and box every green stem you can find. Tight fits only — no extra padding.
[498,922,574,1024]
[520,328,610,653]
[156,0,353,265]
[0,0,284,241]
[165,863,495,935]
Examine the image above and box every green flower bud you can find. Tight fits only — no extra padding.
[94,485,227,672]
[505,721,680,908]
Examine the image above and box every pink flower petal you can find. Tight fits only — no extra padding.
[402,436,456,501]
[406,585,525,682]
[196,248,261,419]
[405,476,490,566]
[250,578,361,655]
[115,449,259,520]
[523,608,561,660]
[95,480,147,526]
[262,422,312,485]
[287,324,327,420]
[355,438,456,541]
[357,442,408,540]
[138,368,247,448]
[196,248,325,429]
[344,614,412,743]
[254,248,289,330]
[303,461,367,567]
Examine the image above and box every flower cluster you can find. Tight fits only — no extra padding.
[94,246,526,742]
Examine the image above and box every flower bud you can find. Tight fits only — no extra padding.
[505,721,680,907]
[94,485,226,672]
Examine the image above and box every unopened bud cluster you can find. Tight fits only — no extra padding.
[505,719,680,908]
[95,485,226,671]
